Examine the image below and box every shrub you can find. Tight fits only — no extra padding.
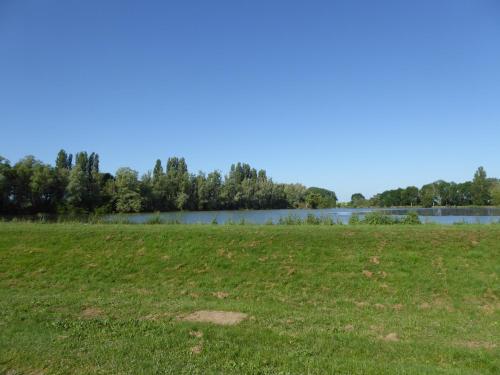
[306,214,321,225]
[401,211,421,225]
[278,214,303,225]
[361,212,397,225]
[145,213,163,224]
[349,213,361,225]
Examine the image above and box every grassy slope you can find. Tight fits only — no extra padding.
[0,224,499,375]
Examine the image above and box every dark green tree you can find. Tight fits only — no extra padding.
[0,157,12,213]
[471,167,491,206]
[114,168,142,213]
[350,193,367,207]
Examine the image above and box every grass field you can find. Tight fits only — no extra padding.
[0,223,499,374]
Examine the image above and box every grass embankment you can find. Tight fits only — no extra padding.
[0,224,499,374]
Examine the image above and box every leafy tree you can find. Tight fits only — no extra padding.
[164,157,190,210]
[0,156,12,213]
[420,183,437,207]
[114,168,142,213]
[306,187,337,208]
[457,182,473,205]
[98,172,115,213]
[67,165,88,212]
[139,172,154,212]
[350,193,367,207]
[66,152,89,211]
[30,163,57,212]
[55,149,72,170]
[153,159,163,183]
[284,184,307,208]
[197,170,222,210]
[54,150,72,209]
[471,167,491,206]
[401,186,419,206]
[491,182,500,206]
[305,192,321,209]
[11,156,39,213]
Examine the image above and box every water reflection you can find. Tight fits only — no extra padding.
[113,207,500,225]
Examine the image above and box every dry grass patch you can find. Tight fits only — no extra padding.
[139,312,171,321]
[80,307,104,319]
[189,330,203,338]
[344,324,354,332]
[212,291,229,299]
[458,341,497,350]
[181,310,248,326]
[190,343,203,354]
[355,301,369,308]
[362,270,373,278]
[419,302,432,310]
[382,332,400,342]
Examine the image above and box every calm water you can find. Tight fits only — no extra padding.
[113,207,500,225]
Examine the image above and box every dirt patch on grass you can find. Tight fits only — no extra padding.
[419,302,432,310]
[285,266,296,276]
[140,312,171,321]
[459,341,496,350]
[181,310,248,325]
[190,343,203,354]
[382,333,399,342]
[362,270,373,278]
[6,369,45,375]
[212,291,229,299]
[217,248,234,259]
[392,304,404,311]
[189,330,203,338]
[344,324,354,332]
[81,307,103,319]
[377,271,387,278]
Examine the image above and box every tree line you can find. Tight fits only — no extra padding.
[348,167,500,208]
[0,150,338,214]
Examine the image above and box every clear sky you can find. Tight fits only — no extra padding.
[1,0,499,201]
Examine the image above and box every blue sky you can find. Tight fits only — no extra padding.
[1,0,499,201]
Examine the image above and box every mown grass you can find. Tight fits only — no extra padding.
[0,223,499,374]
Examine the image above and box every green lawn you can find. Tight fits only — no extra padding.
[0,224,499,374]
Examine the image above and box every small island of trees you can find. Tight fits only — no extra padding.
[0,150,337,215]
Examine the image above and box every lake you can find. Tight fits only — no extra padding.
[112,207,500,225]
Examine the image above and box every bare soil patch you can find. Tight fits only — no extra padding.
[190,343,203,354]
[344,324,354,332]
[362,270,373,278]
[139,312,171,321]
[355,301,369,308]
[181,310,248,325]
[189,330,203,338]
[459,341,496,350]
[419,302,432,310]
[81,307,103,319]
[212,291,229,299]
[382,333,399,342]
